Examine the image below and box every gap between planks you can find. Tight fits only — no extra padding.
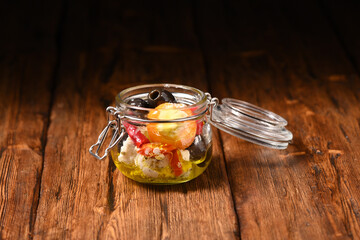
[28,0,69,238]
[191,1,242,238]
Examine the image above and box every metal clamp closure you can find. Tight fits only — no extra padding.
[205,92,220,123]
[89,107,124,160]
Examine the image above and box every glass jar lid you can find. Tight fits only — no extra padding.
[209,97,292,149]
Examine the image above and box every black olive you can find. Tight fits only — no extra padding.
[161,90,177,103]
[186,135,207,161]
[127,98,149,108]
[148,89,162,106]
[144,98,157,108]
[148,89,177,107]
[126,98,150,119]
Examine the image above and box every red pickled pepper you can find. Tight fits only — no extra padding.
[122,121,150,147]
[196,120,204,135]
[189,106,205,136]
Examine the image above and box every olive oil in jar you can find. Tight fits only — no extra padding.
[111,145,212,184]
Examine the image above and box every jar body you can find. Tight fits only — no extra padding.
[90,84,293,184]
[109,84,212,184]
[110,117,212,184]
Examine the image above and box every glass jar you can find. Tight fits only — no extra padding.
[90,83,292,184]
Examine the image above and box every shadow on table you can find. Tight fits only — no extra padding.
[224,137,309,169]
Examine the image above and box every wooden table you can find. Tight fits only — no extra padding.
[1,1,360,239]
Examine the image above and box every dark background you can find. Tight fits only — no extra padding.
[1,1,360,88]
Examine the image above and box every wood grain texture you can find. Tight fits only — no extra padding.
[1,0,360,239]
[195,0,360,239]
[0,1,62,239]
[33,1,239,239]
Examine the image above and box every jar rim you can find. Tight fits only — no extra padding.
[116,83,208,111]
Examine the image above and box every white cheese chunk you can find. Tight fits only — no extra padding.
[118,137,138,165]
[180,150,190,161]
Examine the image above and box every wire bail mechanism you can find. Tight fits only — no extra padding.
[205,92,220,123]
[89,107,125,160]
[206,94,293,149]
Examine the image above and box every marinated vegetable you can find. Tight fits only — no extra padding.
[186,135,207,161]
[122,121,149,148]
[113,88,211,184]
[148,89,177,107]
[147,103,197,149]
[127,98,149,108]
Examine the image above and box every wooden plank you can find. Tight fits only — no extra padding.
[195,0,360,239]
[0,1,62,239]
[33,1,239,239]
[32,2,112,238]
